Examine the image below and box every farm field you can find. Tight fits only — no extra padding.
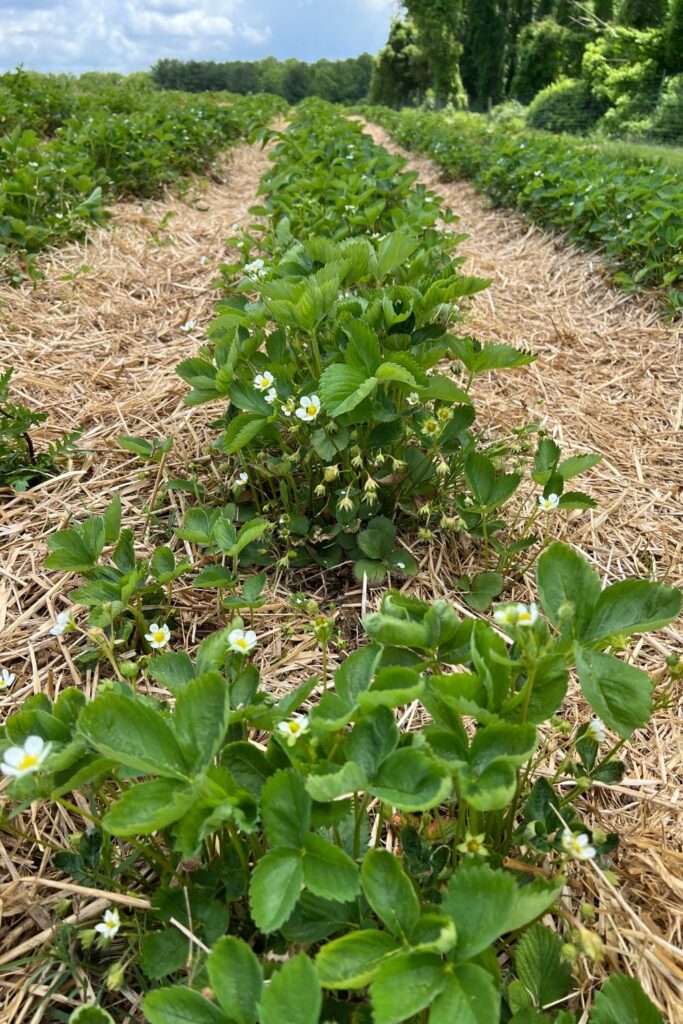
[0,87,682,1024]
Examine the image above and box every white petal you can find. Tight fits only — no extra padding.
[2,746,26,768]
[24,736,45,756]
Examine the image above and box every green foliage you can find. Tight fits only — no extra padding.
[527,78,609,133]
[403,0,467,106]
[0,69,286,278]
[666,0,683,73]
[175,102,598,584]
[10,541,677,1023]
[369,18,432,108]
[618,0,668,29]
[365,105,683,298]
[0,367,80,490]
[152,54,374,105]
[511,18,589,104]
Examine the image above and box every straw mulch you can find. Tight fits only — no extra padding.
[0,124,681,1021]
[363,121,683,1023]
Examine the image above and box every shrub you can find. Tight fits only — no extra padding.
[511,18,588,105]
[527,78,609,134]
[647,72,683,142]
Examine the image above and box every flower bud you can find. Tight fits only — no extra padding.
[323,464,339,482]
[578,926,604,961]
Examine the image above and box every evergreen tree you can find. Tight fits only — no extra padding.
[370,18,431,107]
[619,0,668,28]
[666,0,683,71]
[593,0,615,22]
[461,0,507,109]
[402,0,466,104]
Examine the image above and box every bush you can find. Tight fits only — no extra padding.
[648,72,683,142]
[527,78,608,134]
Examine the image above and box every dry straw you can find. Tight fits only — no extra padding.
[0,127,681,1020]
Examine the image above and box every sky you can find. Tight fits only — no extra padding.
[0,0,399,75]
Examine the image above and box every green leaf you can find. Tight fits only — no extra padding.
[45,517,105,571]
[226,517,270,558]
[370,952,446,1024]
[464,453,496,505]
[173,672,229,770]
[260,769,311,848]
[319,363,376,417]
[558,453,602,480]
[222,413,268,454]
[460,572,503,611]
[346,706,399,778]
[429,963,500,1024]
[575,647,653,739]
[315,929,400,989]
[103,779,194,836]
[504,876,565,933]
[361,848,420,939]
[142,987,230,1024]
[357,516,396,560]
[194,565,235,589]
[304,761,367,802]
[302,833,360,901]
[140,927,189,981]
[515,924,573,1008]
[207,936,262,1024]
[79,693,188,779]
[580,580,681,646]
[420,374,470,404]
[537,542,602,642]
[344,318,381,374]
[376,361,417,387]
[260,954,322,1024]
[103,495,121,544]
[442,864,517,961]
[249,848,303,933]
[371,748,451,811]
[221,742,272,796]
[334,644,382,705]
[590,975,662,1024]
[69,1009,116,1024]
[376,229,419,277]
[147,651,196,692]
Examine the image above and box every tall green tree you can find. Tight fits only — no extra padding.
[402,0,466,104]
[461,0,508,109]
[619,0,668,28]
[370,18,431,107]
[665,0,683,71]
[593,0,615,22]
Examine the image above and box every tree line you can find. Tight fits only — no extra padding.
[151,55,373,104]
[371,0,681,110]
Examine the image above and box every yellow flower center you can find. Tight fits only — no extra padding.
[287,722,301,734]
[20,753,39,771]
[307,404,317,416]
[234,638,248,649]
[152,631,166,643]
[105,919,116,931]
[467,840,481,853]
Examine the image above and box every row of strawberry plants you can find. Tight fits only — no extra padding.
[361,106,683,313]
[177,100,598,599]
[1,100,680,1023]
[0,83,286,282]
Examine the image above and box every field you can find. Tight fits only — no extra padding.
[0,79,682,1024]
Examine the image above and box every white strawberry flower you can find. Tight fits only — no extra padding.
[95,908,120,939]
[254,370,275,392]
[264,387,277,404]
[233,471,248,490]
[296,395,321,422]
[395,561,406,570]
[407,392,420,406]
[244,258,266,279]
[180,320,196,333]
[493,602,539,628]
[1,735,52,778]
[516,602,539,627]
[0,669,16,690]
[282,397,296,418]
[277,713,309,746]
[50,609,74,636]
[144,623,170,650]
[228,628,257,655]
[561,829,596,861]
[538,493,560,511]
[586,718,607,744]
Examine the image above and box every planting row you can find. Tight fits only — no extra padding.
[2,101,680,1023]
[362,106,683,312]
[0,70,286,281]
[177,100,597,598]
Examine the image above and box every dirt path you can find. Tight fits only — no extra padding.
[364,123,683,1018]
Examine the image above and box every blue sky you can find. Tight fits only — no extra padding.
[0,1,399,75]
